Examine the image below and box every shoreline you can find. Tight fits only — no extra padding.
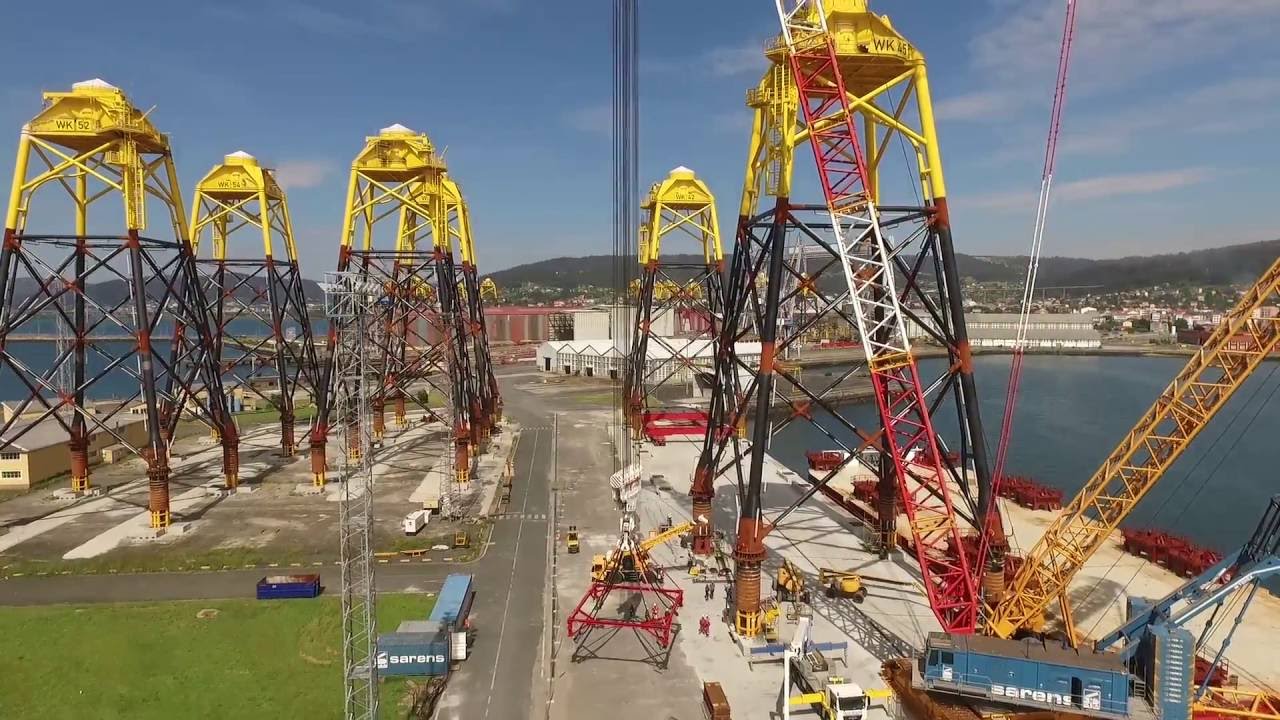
[791,342,1242,370]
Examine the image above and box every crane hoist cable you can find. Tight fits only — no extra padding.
[977,0,1078,582]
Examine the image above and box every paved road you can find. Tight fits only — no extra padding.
[435,386,552,720]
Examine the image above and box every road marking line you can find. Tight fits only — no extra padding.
[485,427,540,720]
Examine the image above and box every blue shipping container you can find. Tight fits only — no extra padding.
[921,632,1130,720]
[376,631,451,677]
[256,574,321,600]
[429,574,474,626]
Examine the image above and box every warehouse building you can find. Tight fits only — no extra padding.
[570,305,676,342]
[0,412,149,489]
[536,338,761,384]
[906,312,1102,349]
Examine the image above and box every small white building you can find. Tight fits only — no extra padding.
[536,338,761,383]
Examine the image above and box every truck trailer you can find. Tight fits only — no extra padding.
[403,510,430,535]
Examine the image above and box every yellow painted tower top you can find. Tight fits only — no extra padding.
[27,78,169,153]
[350,123,447,183]
[766,0,923,95]
[194,150,284,201]
[643,166,715,210]
[640,166,723,265]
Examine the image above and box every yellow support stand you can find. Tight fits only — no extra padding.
[736,609,763,638]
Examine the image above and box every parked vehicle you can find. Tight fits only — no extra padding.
[403,510,430,535]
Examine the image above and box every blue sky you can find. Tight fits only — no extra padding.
[1,0,1277,275]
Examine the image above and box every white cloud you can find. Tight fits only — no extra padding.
[643,42,766,80]
[949,0,1280,129]
[978,71,1280,168]
[963,167,1214,211]
[564,104,612,136]
[1057,167,1213,202]
[268,0,440,39]
[706,43,766,78]
[979,1,1280,94]
[274,160,336,189]
[934,90,1017,122]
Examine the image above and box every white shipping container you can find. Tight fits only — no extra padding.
[450,629,468,660]
[403,510,429,535]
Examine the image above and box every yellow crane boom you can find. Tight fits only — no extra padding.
[989,256,1280,637]
[641,521,695,552]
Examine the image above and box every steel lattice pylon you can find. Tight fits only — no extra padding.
[695,1,991,636]
[620,167,726,555]
[190,151,321,478]
[325,272,380,720]
[0,79,233,527]
[623,167,725,437]
[444,177,502,441]
[313,124,481,487]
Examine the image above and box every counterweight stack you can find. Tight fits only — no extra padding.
[696,0,991,636]
[190,151,321,474]
[0,79,232,527]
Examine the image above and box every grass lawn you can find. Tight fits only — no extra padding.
[0,593,436,720]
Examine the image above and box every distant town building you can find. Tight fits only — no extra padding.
[907,313,1102,349]
[1177,327,1213,345]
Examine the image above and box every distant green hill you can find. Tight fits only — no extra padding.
[483,240,1280,292]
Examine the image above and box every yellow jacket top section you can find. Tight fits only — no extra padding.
[767,0,923,94]
[26,78,169,154]
[640,166,723,266]
[194,151,284,201]
[351,123,447,183]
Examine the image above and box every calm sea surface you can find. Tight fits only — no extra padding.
[768,354,1280,556]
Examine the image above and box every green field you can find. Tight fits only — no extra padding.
[0,593,438,719]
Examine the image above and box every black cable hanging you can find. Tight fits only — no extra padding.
[612,0,638,472]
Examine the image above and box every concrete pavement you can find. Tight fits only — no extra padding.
[434,378,554,720]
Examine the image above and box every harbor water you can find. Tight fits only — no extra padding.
[769,354,1280,556]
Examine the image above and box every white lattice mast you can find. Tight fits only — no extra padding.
[770,0,979,633]
[326,271,380,720]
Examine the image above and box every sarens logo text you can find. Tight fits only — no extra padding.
[991,685,1070,707]
[375,651,447,668]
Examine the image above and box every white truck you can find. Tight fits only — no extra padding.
[402,510,430,535]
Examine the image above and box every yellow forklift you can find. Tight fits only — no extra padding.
[817,567,912,603]
[566,525,580,554]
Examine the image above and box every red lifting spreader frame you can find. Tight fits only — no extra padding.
[779,8,979,633]
[566,581,685,648]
